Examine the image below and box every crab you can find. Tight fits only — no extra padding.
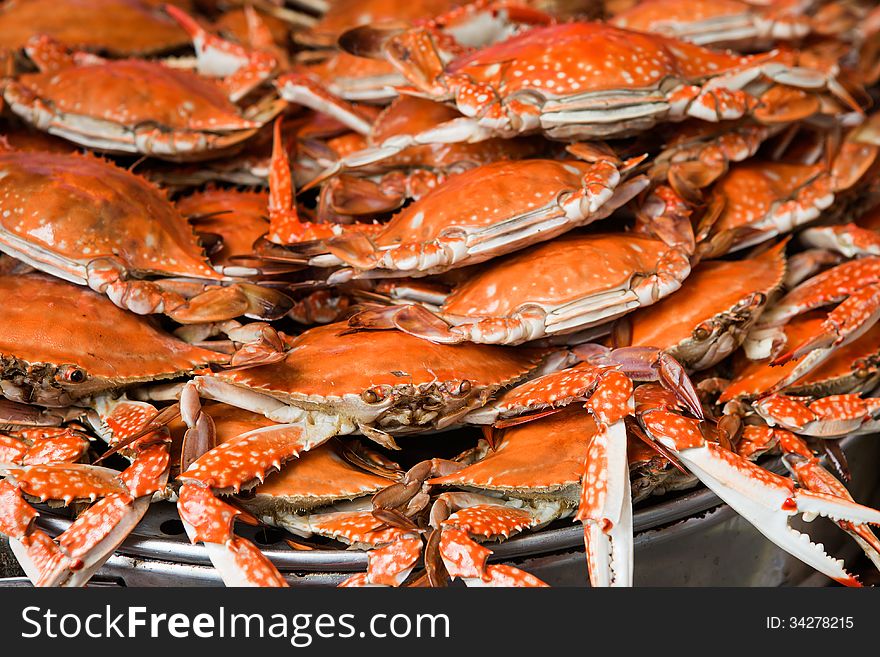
[0,414,171,587]
[0,426,91,466]
[293,0,468,49]
[735,425,880,571]
[609,0,816,50]
[169,402,416,587]
[283,0,552,115]
[0,148,292,323]
[345,186,693,345]
[272,156,646,278]
[259,117,389,246]
[696,159,836,257]
[430,345,705,586]
[0,274,220,585]
[0,0,191,57]
[751,391,880,438]
[700,110,880,257]
[320,20,855,175]
[133,321,565,584]
[1,7,284,160]
[619,240,787,370]
[0,273,228,411]
[647,120,784,201]
[415,408,679,586]
[799,204,880,258]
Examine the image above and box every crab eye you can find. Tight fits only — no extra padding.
[57,366,87,384]
[692,323,712,341]
[361,386,386,404]
[445,379,472,396]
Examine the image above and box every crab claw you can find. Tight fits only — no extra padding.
[779,434,880,572]
[428,494,547,587]
[577,419,633,587]
[165,4,277,102]
[576,345,704,420]
[769,283,880,376]
[639,389,878,586]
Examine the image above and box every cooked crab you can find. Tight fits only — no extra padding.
[0,148,291,322]
[312,95,547,219]
[634,382,880,586]
[721,313,880,401]
[609,0,815,49]
[140,321,564,584]
[1,8,283,160]
[346,187,693,345]
[275,157,645,278]
[321,20,854,174]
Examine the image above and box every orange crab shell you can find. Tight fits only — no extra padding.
[8,60,254,133]
[367,96,547,171]
[0,0,190,56]
[610,0,811,47]
[442,232,674,319]
[445,22,754,103]
[709,160,833,237]
[0,151,220,281]
[0,274,227,403]
[211,322,554,408]
[299,0,465,47]
[628,241,787,367]
[298,50,404,100]
[372,159,602,248]
[190,403,394,510]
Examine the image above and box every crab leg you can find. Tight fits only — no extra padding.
[165,5,278,102]
[306,508,423,587]
[0,427,90,466]
[753,393,880,437]
[636,385,880,586]
[264,118,382,246]
[172,383,344,586]
[800,223,880,259]
[426,493,548,587]
[276,73,374,135]
[746,258,880,360]
[0,397,171,587]
[577,371,635,587]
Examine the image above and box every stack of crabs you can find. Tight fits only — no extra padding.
[1,0,880,588]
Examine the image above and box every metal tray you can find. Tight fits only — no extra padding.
[2,434,878,586]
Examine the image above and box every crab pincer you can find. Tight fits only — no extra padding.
[636,385,880,586]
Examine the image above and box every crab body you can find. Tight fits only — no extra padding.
[2,9,283,160]
[0,150,290,322]
[0,274,226,408]
[610,0,814,49]
[306,158,643,278]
